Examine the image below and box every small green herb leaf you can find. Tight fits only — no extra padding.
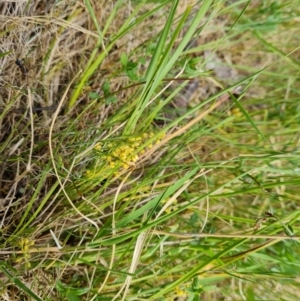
[89,91,101,100]
[121,52,128,68]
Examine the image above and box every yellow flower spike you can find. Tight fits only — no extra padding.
[128,153,136,160]
[175,286,187,297]
[25,261,31,268]
[120,148,128,155]
[123,163,129,169]
[122,152,129,158]
[142,133,148,139]
[106,156,112,162]
[110,162,116,168]
[94,143,102,151]
[149,132,154,137]
[127,147,134,153]
[19,238,27,249]
[120,153,127,160]
[166,208,173,214]
[232,108,242,117]
[17,237,35,267]
[132,142,140,147]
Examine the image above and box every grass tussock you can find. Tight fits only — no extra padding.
[0,0,300,300]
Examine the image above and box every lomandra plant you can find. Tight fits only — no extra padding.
[0,0,300,300]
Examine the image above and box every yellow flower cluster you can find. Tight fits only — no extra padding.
[86,132,165,178]
[103,132,157,170]
[16,237,35,268]
[173,285,188,299]
[228,107,242,118]
[161,198,178,214]
[106,143,139,170]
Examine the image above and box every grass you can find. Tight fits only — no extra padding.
[0,0,300,300]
